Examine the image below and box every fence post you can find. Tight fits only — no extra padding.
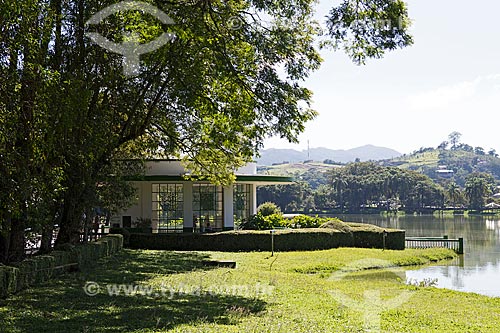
[458,237,464,254]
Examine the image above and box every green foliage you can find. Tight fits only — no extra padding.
[465,172,495,210]
[1,0,323,249]
[0,0,417,255]
[241,213,289,230]
[241,213,342,230]
[257,202,282,217]
[328,162,445,213]
[325,0,413,65]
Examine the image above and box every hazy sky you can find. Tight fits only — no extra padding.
[264,0,500,155]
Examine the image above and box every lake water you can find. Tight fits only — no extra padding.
[338,214,500,298]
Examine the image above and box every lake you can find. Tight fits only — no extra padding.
[338,214,500,298]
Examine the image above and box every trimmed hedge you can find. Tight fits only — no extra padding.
[128,227,405,252]
[0,234,123,299]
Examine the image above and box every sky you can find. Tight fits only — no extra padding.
[263,0,500,155]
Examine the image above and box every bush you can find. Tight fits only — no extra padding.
[257,202,281,217]
[241,213,291,230]
[241,214,338,230]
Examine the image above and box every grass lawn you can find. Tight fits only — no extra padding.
[1,248,499,332]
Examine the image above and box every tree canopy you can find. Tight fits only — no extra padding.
[0,0,414,261]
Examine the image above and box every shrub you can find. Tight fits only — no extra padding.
[241,214,346,230]
[291,215,341,228]
[241,213,291,230]
[257,202,281,217]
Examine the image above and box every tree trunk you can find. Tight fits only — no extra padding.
[40,203,62,253]
[0,215,11,264]
[55,186,85,246]
[8,216,26,263]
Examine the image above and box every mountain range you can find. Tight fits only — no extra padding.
[257,145,402,165]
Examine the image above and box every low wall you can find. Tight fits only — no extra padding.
[0,234,123,299]
[128,228,405,252]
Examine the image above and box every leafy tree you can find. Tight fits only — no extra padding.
[465,173,495,210]
[448,131,462,149]
[475,147,485,155]
[437,141,448,150]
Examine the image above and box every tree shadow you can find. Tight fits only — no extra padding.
[0,250,268,332]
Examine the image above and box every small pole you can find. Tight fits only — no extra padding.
[270,230,275,256]
[383,230,387,251]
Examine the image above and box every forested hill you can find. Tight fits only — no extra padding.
[256,146,500,213]
[380,147,500,186]
[259,146,500,185]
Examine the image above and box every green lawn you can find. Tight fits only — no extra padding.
[1,248,499,332]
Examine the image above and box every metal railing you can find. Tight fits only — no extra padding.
[405,235,464,254]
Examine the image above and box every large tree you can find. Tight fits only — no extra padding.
[0,0,413,259]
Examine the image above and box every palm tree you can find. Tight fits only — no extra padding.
[446,182,462,208]
[465,177,491,210]
[331,172,348,211]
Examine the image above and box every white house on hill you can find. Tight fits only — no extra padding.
[111,160,292,232]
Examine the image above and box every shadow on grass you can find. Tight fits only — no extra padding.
[0,250,267,332]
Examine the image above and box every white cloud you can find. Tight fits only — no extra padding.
[408,79,480,111]
[408,74,500,112]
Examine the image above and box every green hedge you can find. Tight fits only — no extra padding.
[0,234,123,299]
[128,227,405,252]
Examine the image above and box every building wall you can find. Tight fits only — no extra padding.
[112,181,255,231]
[111,161,261,231]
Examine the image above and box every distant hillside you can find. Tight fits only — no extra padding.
[257,144,401,165]
[380,147,500,186]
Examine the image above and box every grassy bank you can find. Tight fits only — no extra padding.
[1,248,499,332]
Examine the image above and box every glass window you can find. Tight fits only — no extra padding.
[193,184,223,231]
[152,183,184,232]
[234,184,251,226]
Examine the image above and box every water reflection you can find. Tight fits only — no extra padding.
[335,214,500,298]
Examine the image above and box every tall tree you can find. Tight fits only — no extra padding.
[446,182,463,208]
[1,0,415,256]
[448,131,462,150]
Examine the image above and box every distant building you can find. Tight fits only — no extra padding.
[435,165,454,178]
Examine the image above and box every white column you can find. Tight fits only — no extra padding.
[145,182,157,233]
[223,185,234,230]
[143,182,152,220]
[183,183,193,232]
[251,184,257,215]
